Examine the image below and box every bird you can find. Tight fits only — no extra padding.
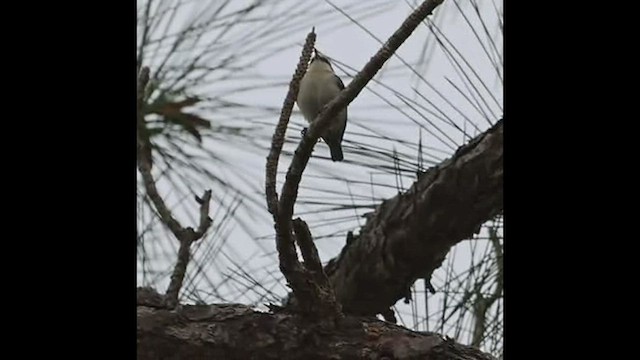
[296,49,347,162]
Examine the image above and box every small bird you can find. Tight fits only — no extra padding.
[297,49,347,162]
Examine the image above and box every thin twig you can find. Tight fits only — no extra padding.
[138,68,183,237]
[470,222,503,347]
[137,66,214,308]
[164,238,195,308]
[292,217,342,319]
[265,29,321,314]
[292,218,327,284]
[137,68,154,170]
[194,190,214,238]
[265,28,316,216]
[164,190,213,309]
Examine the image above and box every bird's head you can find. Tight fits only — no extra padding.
[309,48,334,73]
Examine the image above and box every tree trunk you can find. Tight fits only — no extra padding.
[137,293,495,360]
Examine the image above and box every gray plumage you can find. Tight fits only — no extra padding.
[296,52,347,162]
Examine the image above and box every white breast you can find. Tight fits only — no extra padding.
[297,65,341,124]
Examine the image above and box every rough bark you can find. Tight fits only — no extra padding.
[324,119,503,317]
[137,289,495,360]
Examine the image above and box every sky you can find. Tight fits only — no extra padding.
[137,0,503,352]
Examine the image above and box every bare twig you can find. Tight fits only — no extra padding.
[137,66,214,309]
[292,218,324,277]
[265,28,316,216]
[292,218,343,319]
[165,237,196,308]
[264,28,325,317]
[194,191,214,238]
[138,68,183,237]
[470,222,502,347]
[164,190,213,308]
[137,67,154,170]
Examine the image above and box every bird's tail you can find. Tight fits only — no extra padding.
[325,139,344,162]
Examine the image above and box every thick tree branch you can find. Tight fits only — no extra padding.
[137,67,213,308]
[137,295,495,360]
[324,119,503,317]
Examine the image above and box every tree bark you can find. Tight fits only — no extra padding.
[137,292,495,360]
[324,119,503,317]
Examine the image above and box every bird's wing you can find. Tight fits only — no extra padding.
[334,75,345,90]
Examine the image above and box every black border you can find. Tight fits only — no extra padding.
[14,0,625,357]
[16,2,134,355]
